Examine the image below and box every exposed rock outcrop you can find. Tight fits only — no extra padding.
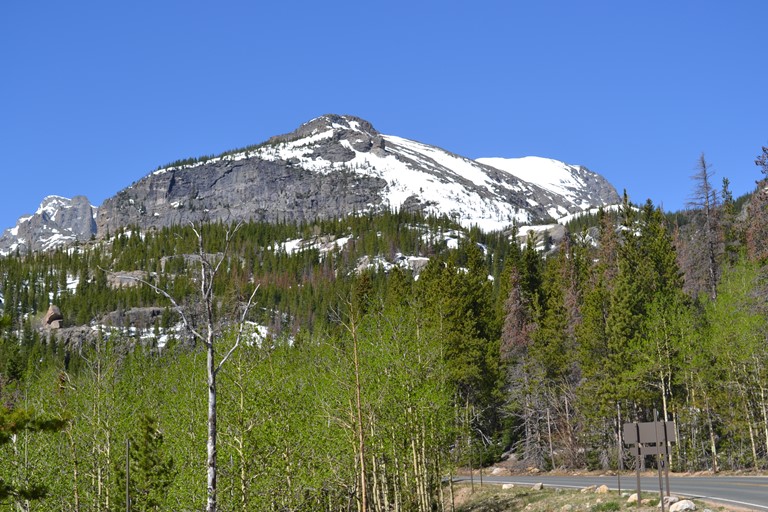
[2,115,621,254]
[0,195,97,255]
[43,305,64,329]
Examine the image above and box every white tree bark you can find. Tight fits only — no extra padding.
[115,222,258,512]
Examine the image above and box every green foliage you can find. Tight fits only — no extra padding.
[0,405,66,505]
[2,176,768,511]
[112,414,175,512]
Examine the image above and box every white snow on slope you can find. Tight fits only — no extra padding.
[149,117,614,233]
[237,129,534,232]
[477,156,588,206]
[35,196,72,221]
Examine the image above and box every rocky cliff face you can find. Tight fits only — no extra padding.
[96,114,619,236]
[2,114,620,254]
[0,196,96,255]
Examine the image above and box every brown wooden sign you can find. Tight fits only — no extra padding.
[622,418,677,511]
[630,444,667,456]
[623,421,676,444]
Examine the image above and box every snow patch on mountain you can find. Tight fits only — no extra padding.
[144,115,618,233]
[5,115,620,254]
[0,195,97,256]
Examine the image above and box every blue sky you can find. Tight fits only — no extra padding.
[1,1,766,231]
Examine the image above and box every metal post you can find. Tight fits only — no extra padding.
[617,403,622,496]
[126,438,131,512]
[663,420,671,497]
[635,422,641,507]
[654,410,664,512]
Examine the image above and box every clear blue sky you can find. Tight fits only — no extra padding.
[2,1,766,231]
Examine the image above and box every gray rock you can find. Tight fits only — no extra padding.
[43,305,64,326]
[0,195,97,255]
[100,307,165,330]
[3,115,620,254]
[669,500,696,512]
[107,270,149,288]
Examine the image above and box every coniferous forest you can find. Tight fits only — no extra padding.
[1,151,768,511]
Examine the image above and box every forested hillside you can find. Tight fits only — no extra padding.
[1,152,768,511]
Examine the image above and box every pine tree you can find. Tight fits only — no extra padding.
[112,414,175,512]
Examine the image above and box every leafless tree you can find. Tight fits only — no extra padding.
[687,153,722,299]
[116,222,258,512]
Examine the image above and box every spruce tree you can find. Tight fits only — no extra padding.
[112,414,175,512]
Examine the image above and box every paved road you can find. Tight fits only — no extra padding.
[454,474,768,511]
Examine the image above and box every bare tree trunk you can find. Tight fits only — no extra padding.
[546,407,555,470]
[760,385,768,458]
[68,429,81,512]
[207,327,217,512]
[706,403,719,473]
[689,154,721,299]
[116,223,257,512]
[351,317,368,512]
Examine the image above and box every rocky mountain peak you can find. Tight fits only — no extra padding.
[267,114,379,145]
[263,114,386,163]
[2,115,620,255]
[0,195,97,255]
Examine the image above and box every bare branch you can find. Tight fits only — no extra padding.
[212,221,243,278]
[215,283,260,376]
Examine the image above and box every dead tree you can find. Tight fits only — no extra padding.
[117,222,258,512]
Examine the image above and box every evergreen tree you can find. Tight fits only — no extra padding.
[112,414,176,512]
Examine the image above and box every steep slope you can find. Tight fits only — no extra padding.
[476,156,618,214]
[96,114,619,235]
[0,196,96,256]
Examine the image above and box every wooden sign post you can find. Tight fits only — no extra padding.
[622,418,676,510]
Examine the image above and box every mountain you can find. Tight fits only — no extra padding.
[1,115,619,255]
[0,195,96,255]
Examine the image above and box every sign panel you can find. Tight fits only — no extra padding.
[630,444,667,456]
[623,421,676,445]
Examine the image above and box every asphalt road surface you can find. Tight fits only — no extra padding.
[454,474,768,511]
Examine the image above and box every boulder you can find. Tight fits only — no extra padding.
[531,482,544,491]
[669,500,696,512]
[580,485,596,493]
[627,493,638,503]
[595,485,610,494]
[44,305,64,325]
[502,483,514,490]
